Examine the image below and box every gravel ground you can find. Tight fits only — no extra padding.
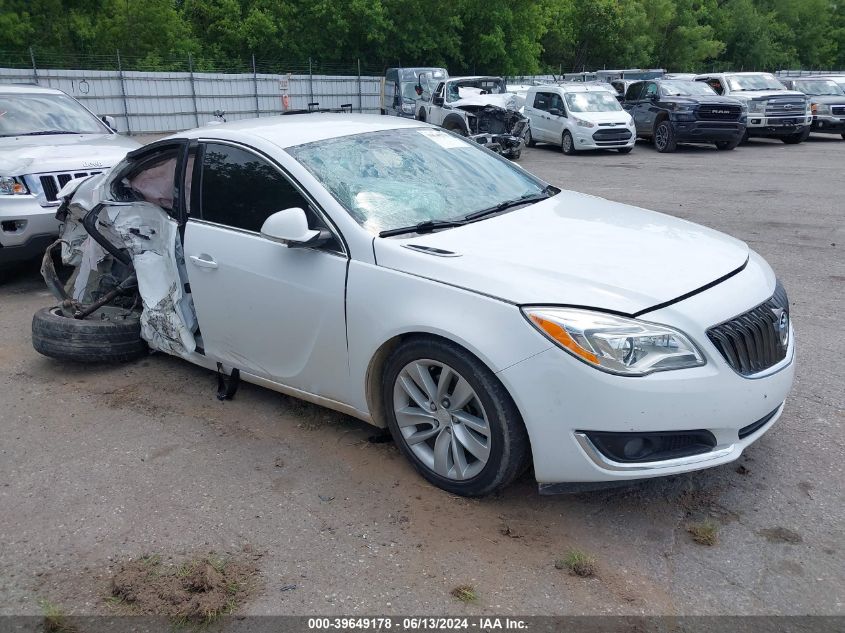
[1,132,843,619]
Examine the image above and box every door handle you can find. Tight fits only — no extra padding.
[189,254,218,269]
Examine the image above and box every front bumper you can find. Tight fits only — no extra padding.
[746,115,812,136]
[0,195,61,266]
[811,114,845,133]
[672,120,745,142]
[573,127,636,150]
[498,251,795,484]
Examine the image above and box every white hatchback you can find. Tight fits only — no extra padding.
[38,115,794,497]
[524,84,636,154]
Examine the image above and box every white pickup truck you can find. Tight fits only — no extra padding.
[416,75,527,159]
[693,72,811,143]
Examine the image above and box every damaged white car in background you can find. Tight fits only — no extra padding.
[33,114,794,498]
[415,75,528,159]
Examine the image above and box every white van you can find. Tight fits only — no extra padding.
[524,84,636,154]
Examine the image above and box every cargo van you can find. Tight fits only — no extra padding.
[381,67,448,118]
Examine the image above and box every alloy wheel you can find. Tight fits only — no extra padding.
[562,132,574,154]
[655,124,668,150]
[392,359,491,481]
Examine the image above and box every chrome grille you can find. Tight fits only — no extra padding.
[764,99,806,117]
[38,171,102,203]
[707,282,789,376]
[832,105,845,116]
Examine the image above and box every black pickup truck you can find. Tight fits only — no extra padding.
[623,79,746,152]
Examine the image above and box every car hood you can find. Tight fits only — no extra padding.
[809,94,845,105]
[0,133,140,176]
[571,109,632,123]
[373,191,749,315]
[667,96,744,106]
[452,92,522,112]
[732,90,806,101]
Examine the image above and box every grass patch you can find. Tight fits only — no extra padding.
[687,520,718,546]
[108,552,258,625]
[39,599,78,633]
[450,585,477,603]
[555,549,597,577]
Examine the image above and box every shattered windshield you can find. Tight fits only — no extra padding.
[288,128,546,235]
[726,74,786,91]
[793,80,843,96]
[0,93,107,136]
[564,91,623,112]
[659,81,717,96]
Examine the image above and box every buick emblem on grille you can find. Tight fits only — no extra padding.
[771,307,789,347]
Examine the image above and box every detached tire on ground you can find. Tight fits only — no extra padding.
[32,306,148,363]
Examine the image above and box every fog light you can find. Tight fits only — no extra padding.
[583,430,717,463]
[1,219,27,233]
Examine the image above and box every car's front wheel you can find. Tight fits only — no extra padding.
[382,338,530,496]
[561,130,576,155]
[525,128,536,147]
[782,128,810,144]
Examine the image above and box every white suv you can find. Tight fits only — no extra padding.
[524,84,636,154]
[0,84,139,268]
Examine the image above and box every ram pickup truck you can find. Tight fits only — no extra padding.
[693,72,811,143]
[1,84,139,267]
[416,76,527,159]
[623,79,746,152]
[779,77,845,139]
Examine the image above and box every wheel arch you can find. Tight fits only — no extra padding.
[364,330,506,429]
[442,113,469,135]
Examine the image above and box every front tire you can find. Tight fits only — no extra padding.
[417,109,426,122]
[654,120,677,152]
[525,128,536,147]
[561,130,576,155]
[382,338,530,497]
[32,306,147,363]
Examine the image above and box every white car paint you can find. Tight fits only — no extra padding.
[54,114,795,491]
[0,84,139,266]
[524,84,636,151]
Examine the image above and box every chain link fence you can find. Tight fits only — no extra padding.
[1,49,388,135]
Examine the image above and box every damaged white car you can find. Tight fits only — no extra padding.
[33,114,794,497]
[415,76,527,159]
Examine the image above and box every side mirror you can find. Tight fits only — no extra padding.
[260,207,331,249]
[549,108,562,117]
[101,115,117,130]
[650,94,659,102]
[415,85,423,96]
[432,96,444,106]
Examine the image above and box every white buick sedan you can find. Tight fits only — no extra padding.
[36,114,795,496]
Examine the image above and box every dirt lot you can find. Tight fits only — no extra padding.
[1,134,843,620]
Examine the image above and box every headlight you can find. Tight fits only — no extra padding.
[0,176,28,195]
[815,103,830,115]
[748,101,766,114]
[401,100,415,114]
[522,307,705,376]
[572,117,595,128]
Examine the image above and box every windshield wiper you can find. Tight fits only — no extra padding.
[463,185,558,222]
[14,130,80,136]
[379,218,468,238]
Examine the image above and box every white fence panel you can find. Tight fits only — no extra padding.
[1,66,386,135]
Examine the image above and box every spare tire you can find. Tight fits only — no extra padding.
[32,306,148,363]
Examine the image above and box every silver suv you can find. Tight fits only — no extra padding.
[0,84,139,267]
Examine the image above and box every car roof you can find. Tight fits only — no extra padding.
[0,83,66,95]
[177,113,426,149]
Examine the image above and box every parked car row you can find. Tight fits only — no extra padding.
[381,68,845,155]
